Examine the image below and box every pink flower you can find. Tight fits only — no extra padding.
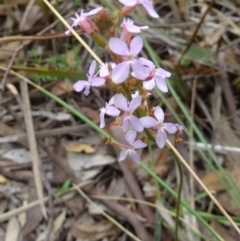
[140,106,177,148]
[119,130,147,163]
[109,36,147,84]
[136,57,171,92]
[120,18,148,41]
[118,0,159,18]
[99,96,120,128]
[99,62,116,78]
[65,7,102,35]
[114,94,143,132]
[73,60,105,96]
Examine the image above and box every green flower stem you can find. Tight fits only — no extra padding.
[166,143,183,241]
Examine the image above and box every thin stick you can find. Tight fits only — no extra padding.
[20,80,46,219]
[73,183,142,241]
[42,0,104,65]
[166,139,240,235]
[177,0,215,67]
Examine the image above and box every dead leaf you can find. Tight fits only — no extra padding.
[0,174,6,184]
[80,107,100,123]
[23,181,43,235]
[5,217,19,241]
[210,220,237,241]
[65,142,95,153]
[202,170,225,192]
[0,41,23,60]
[51,81,74,96]
[50,209,66,239]
[71,212,117,240]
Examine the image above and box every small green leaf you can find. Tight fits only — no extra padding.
[59,179,71,196]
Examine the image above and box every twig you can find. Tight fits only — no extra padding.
[177,0,216,67]
[166,139,240,235]
[19,80,46,219]
[42,0,104,65]
[73,184,142,241]
[0,124,89,143]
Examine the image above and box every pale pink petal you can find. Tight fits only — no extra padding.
[83,85,91,95]
[73,81,88,92]
[163,123,177,134]
[157,68,171,78]
[156,129,167,148]
[143,78,156,90]
[91,77,105,87]
[111,62,130,84]
[129,95,141,112]
[130,115,143,132]
[89,60,97,77]
[122,118,129,132]
[125,130,136,145]
[133,140,147,149]
[108,96,115,105]
[155,75,168,92]
[85,7,102,16]
[140,116,157,128]
[141,0,159,18]
[139,25,149,30]
[118,0,138,6]
[130,36,143,56]
[154,106,164,123]
[130,150,141,163]
[99,64,109,77]
[119,149,130,161]
[114,94,128,111]
[139,57,155,70]
[106,106,120,116]
[99,111,106,128]
[131,60,147,80]
[125,24,141,33]
[109,37,129,56]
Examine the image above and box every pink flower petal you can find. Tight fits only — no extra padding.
[140,116,157,128]
[131,60,147,80]
[155,75,168,92]
[130,115,143,132]
[83,85,90,95]
[130,150,141,163]
[163,123,177,134]
[86,7,103,16]
[157,68,171,78]
[130,36,143,56]
[114,94,128,111]
[109,37,129,56]
[125,130,136,145]
[73,81,88,92]
[118,0,138,6]
[91,77,105,87]
[89,60,97,77]
[143,78,156,90]
[139,57,155,70]
[106,106,120,116]
[129,95,141,112]
[111,62,130,84]
[141,0,159,18]
[125,24,141,33]
[154,106,164,123]
[99,111,105,128]
[108,96,115,105]
[155,129,167,148]
[133,140,147,149]
[122,118,129,132]
[119,149,130,161]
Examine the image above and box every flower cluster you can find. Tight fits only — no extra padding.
[66,1,182,163]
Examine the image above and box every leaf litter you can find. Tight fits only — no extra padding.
[1,0,240,240]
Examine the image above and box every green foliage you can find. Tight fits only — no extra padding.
[59,179,71,196]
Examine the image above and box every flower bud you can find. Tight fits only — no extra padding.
[94,9,115,36]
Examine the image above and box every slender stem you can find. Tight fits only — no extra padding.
[165,143,183,241]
